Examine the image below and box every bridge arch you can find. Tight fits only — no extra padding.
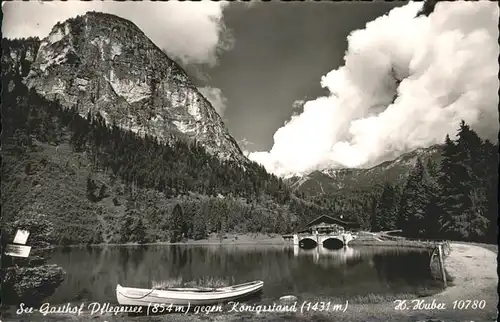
[298,238,317,249]
[322,237,344,250]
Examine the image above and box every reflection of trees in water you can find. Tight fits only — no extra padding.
[46,246,116,303]
[118,247,130,271]
[165,246,298,298]
[372,249,432,290]
[286,245,366,296]
[46,245,437,304]
[116,246,146,272]
[90,246,109,281]
[131,246,147,268]
[171,246,188,271]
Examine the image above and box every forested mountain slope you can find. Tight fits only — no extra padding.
[2,12,497,245]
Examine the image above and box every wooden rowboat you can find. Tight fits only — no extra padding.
[116,280,264,307]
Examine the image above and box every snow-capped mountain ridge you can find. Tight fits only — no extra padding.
[320,144,443,177]
[289,144,443,195]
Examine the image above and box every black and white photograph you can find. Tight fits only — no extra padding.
[1,0,498,321]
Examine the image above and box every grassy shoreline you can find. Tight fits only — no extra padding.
[53,232,466,249]
[57,233,287,248]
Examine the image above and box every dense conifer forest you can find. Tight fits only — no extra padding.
[2,39,498,245]
[1,73,319,244]
[368,124,497,243]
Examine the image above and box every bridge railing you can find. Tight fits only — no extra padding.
[378,234,452,254]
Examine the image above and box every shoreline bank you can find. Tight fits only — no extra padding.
[52,233,455,249]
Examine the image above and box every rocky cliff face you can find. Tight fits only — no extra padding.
[2,38,40,77]
[19,12,245,162]
[1,37,41,94]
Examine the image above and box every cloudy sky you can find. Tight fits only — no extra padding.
[1,1,406,142]
[3,0,499,177]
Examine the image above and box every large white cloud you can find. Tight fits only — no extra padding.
[1,0,232,66]
[250,1,499,178]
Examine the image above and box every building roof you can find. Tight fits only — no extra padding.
[305,215,359,228]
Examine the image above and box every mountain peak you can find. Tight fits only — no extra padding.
[82,10,137,22]
[289,144,444,196]
[56,11,145,37]
[21,12,246,162]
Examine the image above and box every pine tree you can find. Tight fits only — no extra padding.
[422,158,441,239]
[455,121,489,241]
[120,201,147,244]
[437,134,469,240]
[192,212,207,240]
[398,157,429,237]
[86,175,98,202]
[372,183,398,231]
[437,123,490,241]
[169,204,185,243]
[482,140,499,243]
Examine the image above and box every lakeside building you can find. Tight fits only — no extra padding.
[283,215,361,241]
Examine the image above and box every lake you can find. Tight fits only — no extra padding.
[45,244,443,304]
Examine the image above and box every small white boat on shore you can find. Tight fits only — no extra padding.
[116,280,264,307]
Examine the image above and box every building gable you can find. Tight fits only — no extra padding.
[305,215,360,230]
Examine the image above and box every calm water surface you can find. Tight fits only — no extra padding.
[46,245,442,304]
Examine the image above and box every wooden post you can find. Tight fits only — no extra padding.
[429,247,436,269]
[438,244,447,287]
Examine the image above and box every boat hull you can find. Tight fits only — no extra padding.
[116,281,264,307]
